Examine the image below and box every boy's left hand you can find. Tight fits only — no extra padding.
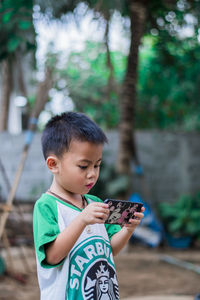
[124,206,145,233]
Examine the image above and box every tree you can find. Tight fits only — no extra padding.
[117,0,200,173]
[55,40,126,128]
[34,0,200,182]
[137,34,200,130]
[36,0,141,175]
[0,0,36,131]
[117,0,147,174]
[136,0,200,131]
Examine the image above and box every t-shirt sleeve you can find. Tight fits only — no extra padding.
[104,223,121,240]
[33,198,61,268]
[85,194,121,240]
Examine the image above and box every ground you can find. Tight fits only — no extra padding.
[0,244,200,300]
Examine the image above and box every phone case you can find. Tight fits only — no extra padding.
[104,199,143,225]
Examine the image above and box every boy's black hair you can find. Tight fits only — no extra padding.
[41,112,108,160]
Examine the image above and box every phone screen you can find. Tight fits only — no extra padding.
[104,199,143,225]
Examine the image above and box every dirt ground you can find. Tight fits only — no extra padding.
[0,244,200,300]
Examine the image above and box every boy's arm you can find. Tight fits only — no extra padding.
[45,202,109,265]
[110,208,145,256]
[45,214,86,265]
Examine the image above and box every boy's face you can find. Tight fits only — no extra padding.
[53,140,103,196]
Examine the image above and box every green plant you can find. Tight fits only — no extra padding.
[159,193,200,241]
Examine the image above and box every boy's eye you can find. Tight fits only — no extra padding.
[94,164,101,168]
[78,165,88,170]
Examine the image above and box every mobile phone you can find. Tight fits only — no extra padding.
[104,199,143,225]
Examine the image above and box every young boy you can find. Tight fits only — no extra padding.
[33,112,144,300]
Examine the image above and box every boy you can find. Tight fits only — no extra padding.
[33,112,144,300]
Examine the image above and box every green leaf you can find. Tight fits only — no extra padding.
[169,219,183,234]
[2,11,13,23]
[7,37,20,52]
[18,20,32,30]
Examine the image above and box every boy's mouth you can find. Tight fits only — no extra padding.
[86,183,94,189]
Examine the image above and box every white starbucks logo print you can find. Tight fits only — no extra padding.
[83,260,119,300]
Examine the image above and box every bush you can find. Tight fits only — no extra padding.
[159,192,200,242]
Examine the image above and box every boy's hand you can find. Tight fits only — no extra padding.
[80,202,109,225]
[123,206,145,233]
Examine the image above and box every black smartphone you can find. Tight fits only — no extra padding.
[104,199,143,225]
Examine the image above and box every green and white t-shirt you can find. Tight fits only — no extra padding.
[33,193,121,300]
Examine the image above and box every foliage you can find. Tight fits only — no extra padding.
[37,0,125,20]
[39,0,200,131]
[136,0,200,130]
[2,0,200,131]
[51,29,200,131]
[159,193,200,241]
[55,40,126,128]
[137,32,200,130]
[0,0,36,61]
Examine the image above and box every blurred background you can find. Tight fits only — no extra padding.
[0,0,200,299]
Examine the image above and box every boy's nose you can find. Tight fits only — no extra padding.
[87,168,96,179]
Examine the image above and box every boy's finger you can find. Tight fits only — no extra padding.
[127,218,141,225]
[134,212,144,218]
[93,202,109,208]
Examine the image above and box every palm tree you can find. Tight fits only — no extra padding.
[117,0,147,174]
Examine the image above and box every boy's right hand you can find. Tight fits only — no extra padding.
[80,202,109,225]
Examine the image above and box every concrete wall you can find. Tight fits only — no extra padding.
[0,131,200,204]
[0,133,52,202]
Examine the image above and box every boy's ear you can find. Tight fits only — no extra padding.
[46,155,59,173]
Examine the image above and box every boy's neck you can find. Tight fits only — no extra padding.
[47,190,86,210]
[48,182,82,206]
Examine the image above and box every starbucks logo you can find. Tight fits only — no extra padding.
[82,259,119,300]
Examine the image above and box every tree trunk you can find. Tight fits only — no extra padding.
[16,53,30,129]
[104,17,115,97]
[27,66,53,133]
[117,0,146,174]
[0,59,12,132]
[16,54,27,98]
